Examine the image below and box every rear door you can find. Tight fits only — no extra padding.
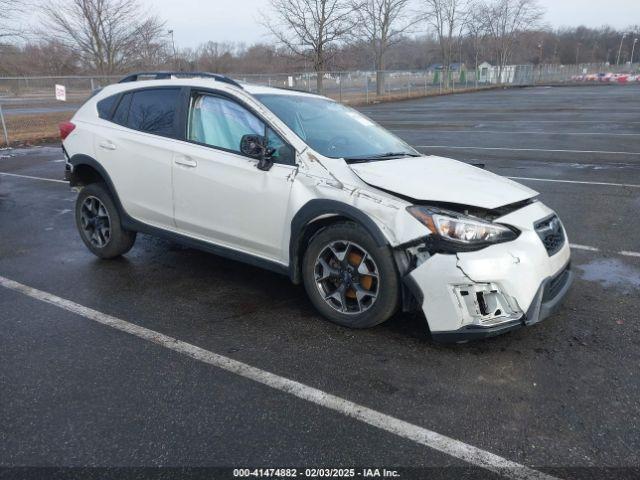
[172,91,297,262]
[93,87,184,229]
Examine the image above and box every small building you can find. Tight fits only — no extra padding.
[478,62,492,83]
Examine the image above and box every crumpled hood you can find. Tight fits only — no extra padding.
[349,155,538,210]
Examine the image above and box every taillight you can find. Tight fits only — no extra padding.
[59,121,76,141]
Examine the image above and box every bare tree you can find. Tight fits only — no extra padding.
[131,18,170,70]
[22,40,80,75]
[465,1,488,86]
[356,0,416,94]
[481,0,544,81]
[0,0,24,42]
[265,0,361,93]
[196,42,238,73]
[422,0,467,88]
[40,0,166,75]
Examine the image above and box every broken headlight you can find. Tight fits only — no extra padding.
[407,206,519,252]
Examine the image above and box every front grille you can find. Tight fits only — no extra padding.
[534,215,565,256]
[542,263,571,302]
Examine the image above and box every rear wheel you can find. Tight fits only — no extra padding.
[75,183,136,259]
[302,222,399,328]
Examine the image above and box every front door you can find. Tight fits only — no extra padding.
[172,92,296,263]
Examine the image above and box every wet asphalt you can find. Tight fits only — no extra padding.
[1,85,639,479]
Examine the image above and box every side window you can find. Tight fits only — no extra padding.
[112,93,132,126]
[266,127,295,165]
[188,95,264,153]
[126,88,180,137]
[97,95,117,120]
[188,94,294,164]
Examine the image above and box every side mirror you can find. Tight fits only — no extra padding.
[240,134,275,171]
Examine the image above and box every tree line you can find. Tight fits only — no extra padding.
[0,0,638,93]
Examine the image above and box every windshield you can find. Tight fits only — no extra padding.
[255,94,419,161]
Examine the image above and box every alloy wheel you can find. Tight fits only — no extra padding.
[314,240,379,314]
[80,196,111,248]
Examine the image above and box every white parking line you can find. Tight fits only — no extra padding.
[570,244,600,252]
[398,130,640,137]
[416,145,640,156]
[508,176,640,188]
[0,172,66,183]
[0,274,556,480]
[381,120,640,125]
[570,244,640,258]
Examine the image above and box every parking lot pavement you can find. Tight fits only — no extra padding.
[1,85,640,479]
[2,287,475,471]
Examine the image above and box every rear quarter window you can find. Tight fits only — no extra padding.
[97,95,118,120]
[112,93,133,126]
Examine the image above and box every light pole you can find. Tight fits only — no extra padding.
[168,29,177,69]
[576,42,582,65]
[538,42,544,62]
[616,33,627,66]
[632,38,639,65]
[537,42,544,82]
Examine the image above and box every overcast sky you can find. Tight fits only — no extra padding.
[147,0,639,48]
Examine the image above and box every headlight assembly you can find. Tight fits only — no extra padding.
[407,206,519,252]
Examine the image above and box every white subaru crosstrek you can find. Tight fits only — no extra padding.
[60,72,572,342]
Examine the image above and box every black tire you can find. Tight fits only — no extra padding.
[75,182,136,259]
[302,222,399,328]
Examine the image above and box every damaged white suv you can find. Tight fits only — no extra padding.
[61,72,572,342]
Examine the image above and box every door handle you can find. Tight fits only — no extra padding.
[174,156,198,168]
[99,141,116,151]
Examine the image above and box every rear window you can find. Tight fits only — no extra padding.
[97,95,118,120]
[126,88,181,137]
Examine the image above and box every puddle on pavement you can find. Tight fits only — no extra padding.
[578,258,640,292]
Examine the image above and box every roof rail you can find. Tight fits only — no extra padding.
[118,72,243,89]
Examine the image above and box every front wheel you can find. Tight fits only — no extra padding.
[75,182,136,259]
[302,222,399,328]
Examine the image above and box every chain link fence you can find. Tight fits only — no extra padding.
[0,75,120,146]
[1,63,639,146]
[234,69,484,103]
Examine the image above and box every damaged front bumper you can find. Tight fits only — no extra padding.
[403,201,573,343]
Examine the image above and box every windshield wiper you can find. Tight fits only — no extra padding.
[344,152,421,163]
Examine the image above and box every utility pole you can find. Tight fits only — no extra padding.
[538,42,544,63]
[616,33,627,66]
[168,29,177,70]
[632,38,639,65]
[576,42,582,65]
[0,103,9,147]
